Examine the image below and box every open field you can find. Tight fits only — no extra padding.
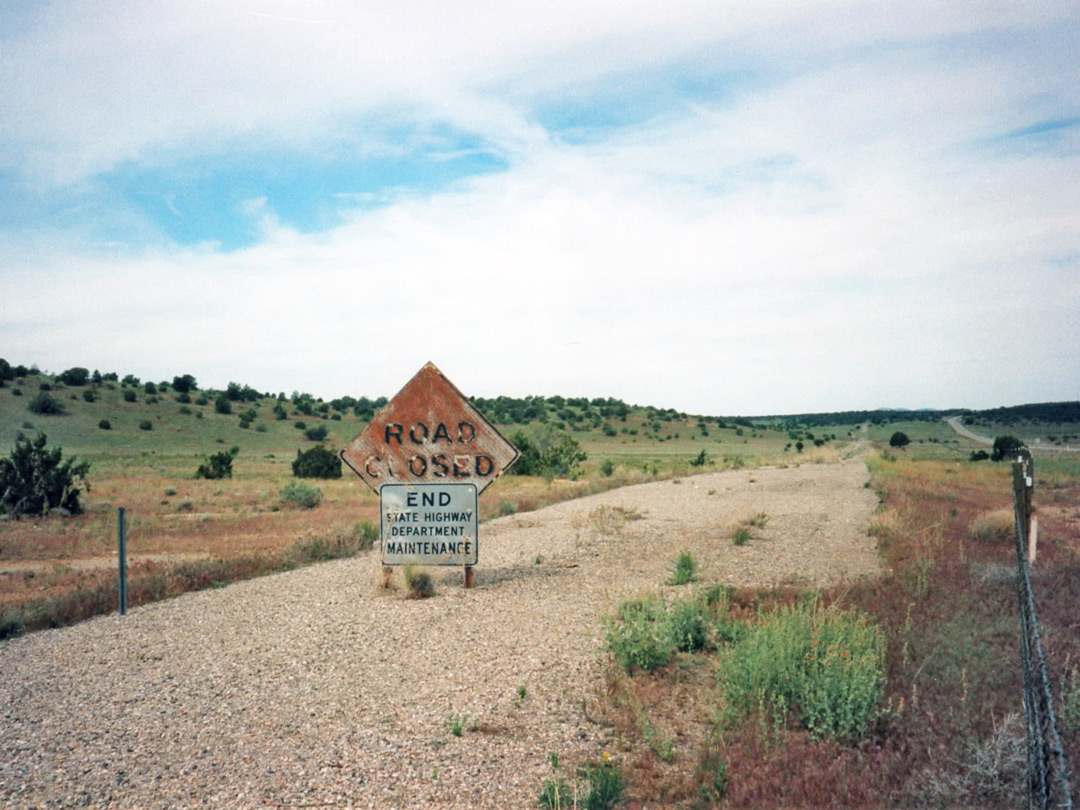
[0,373,849,633]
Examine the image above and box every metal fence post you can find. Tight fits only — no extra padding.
[117,507,127,616]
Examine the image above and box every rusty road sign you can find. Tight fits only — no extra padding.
[341,362,519,495]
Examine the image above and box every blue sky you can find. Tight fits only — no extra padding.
[1,1,1078,416]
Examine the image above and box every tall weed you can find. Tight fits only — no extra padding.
[718,599,885,743]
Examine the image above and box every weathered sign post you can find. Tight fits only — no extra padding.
[341,362,518,588]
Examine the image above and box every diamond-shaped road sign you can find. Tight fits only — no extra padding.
[341,362,519,495]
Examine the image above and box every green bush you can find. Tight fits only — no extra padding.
[991,435,1025,462]
[214,396,232,415]
[123,389,137,403]
[195,449,235,480]
[81,388,96,403]
[59,367,90,386]
[98,419,111,430]
[0,433,91,517]
[138,420,153,431]
[304,424,329,442]
[669,597,709,652]
[889,431,910,448]
[292,445,342,478]
[279,479,323,509]
[605,596,673,673]
[172,374,197,393]
[27,392,65,415]
[718,600,885,742]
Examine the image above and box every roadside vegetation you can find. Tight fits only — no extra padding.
[590,441,1080,808]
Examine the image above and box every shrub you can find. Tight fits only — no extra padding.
[991,435,1025,462]
[214,396,232,415]
[304,424,329,442]
[669,550,697,585]
[0,433,91,517]
[279,479,323,509]
[292,445,342,478]
[403,565,435,598]
[669,597,709,652]
[171,374,197,393]
[98,419,111,430]
[27,392,65,415]
[81,388,96,403]
[690,448,708,467]
[600,459,615,477]
[195,449,236,480]
[58,367,90,386]
[138,420,153,431]
[144,382,157,395]
[605,596,673,673]
[889,431,910,448]
[969,449,990,462]
[122,389,137,403]
[718,600,886,743]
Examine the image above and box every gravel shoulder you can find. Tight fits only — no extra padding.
[0,457,880,809]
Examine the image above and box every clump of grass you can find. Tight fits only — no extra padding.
[669,550,697,585]
[717,599,885,743]
[732,512,769,546]
[403,565,435,599]
[445,712,468,737]
[356,519,379,550]
[971,509,1016,544]
[586,504,643,535]
[746,511,769,528]
[279,479,323,509]
[579,757,626,810]
[538,752,572,810]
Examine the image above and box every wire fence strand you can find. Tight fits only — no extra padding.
[1013,449,1073,810]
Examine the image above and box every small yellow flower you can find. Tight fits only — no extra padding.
[602,752,611,762]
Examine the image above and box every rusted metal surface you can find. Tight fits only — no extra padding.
[341,362,519,495]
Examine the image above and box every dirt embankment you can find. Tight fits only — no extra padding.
[0,457,879,809]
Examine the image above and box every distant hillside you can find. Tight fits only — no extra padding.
[1,358,1076,435]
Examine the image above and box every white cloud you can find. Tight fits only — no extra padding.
[1,1,1078,414]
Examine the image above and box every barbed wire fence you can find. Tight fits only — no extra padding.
[1012,447,1073,810]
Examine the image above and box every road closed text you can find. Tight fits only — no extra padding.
[362,421,495,481]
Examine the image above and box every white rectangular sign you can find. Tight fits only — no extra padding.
[379,483,478,566]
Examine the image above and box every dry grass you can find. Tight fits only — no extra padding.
[971,509,1017,544]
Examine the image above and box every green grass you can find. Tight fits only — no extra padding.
[717,599,886,743]
[669,550,697,585]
